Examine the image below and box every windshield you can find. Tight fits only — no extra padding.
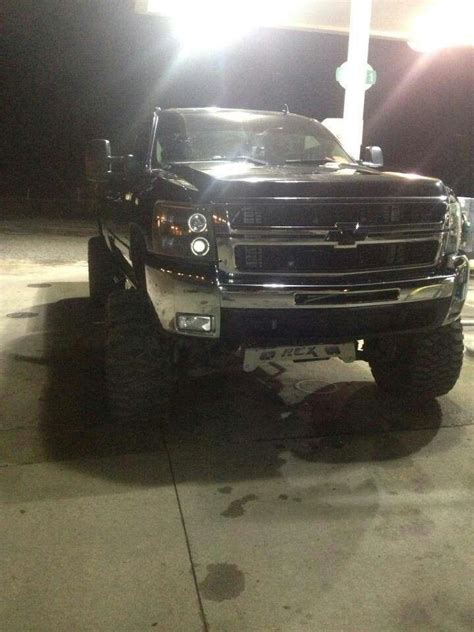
[154,110,352,166]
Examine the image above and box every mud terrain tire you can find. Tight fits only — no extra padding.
[367,320,464,400]
[88,235,124,305]
[105,289,176,423]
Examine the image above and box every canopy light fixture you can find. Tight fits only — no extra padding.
[137,0,305,53]
[408,0,474,53]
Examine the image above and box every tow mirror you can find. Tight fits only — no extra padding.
[362,146,384,168]
[85,139,112,182]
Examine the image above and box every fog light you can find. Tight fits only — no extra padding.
[177,313,214,333]
[191,237,210,256]
[188,212,207,233]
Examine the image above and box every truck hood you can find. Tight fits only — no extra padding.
[169,161,448,200]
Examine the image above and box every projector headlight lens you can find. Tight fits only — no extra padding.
[191,237,210,256]
[188,212,207,233]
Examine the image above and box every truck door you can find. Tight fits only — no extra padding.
[102,119,153,266]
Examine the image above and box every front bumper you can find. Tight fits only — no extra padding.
[145,254,469,344]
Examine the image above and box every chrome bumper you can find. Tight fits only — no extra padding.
[145,255,469,339]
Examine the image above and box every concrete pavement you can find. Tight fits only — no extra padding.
[1,222,473,631]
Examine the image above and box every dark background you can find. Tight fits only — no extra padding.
[3,0,474,199]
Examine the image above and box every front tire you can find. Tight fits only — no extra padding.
[105,289,177,423]
[366,320,464,400]
[88,235,123,305]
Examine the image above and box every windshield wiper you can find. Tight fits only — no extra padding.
[284,158,335,165]
[285,158,360,168]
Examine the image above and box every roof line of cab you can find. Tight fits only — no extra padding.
[153,105,318,121]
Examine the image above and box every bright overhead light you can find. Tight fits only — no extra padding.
[408,0,474,53]
[140,0,302,53]
[173,3,255,52]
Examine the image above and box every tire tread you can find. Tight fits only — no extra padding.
[88,235,121,305]
[105,289,175,423]
[367,320,464,399]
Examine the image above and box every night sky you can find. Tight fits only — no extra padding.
[4,0,474,198]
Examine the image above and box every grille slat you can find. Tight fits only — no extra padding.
[235,242,439,273]
[229,201,446,228]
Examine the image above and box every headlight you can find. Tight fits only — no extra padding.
[188,213,207,233]
[190,237,210,256]
[445,197,462,255]
[154,203,214,260]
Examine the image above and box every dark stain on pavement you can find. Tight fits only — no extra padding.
[217,486,233,494]
[399,601,432,625]
[375,506,435,540]
[6,312,39,319]
[278,494,288,500]
[27,283,52,288]
[221,494,258,518]
[199,563,245,602]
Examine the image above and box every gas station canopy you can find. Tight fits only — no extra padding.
[135,0,473,157]
[136,0,474,49]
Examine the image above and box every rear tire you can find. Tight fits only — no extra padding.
[88,235,123,305]
[105,289,177,423]
[366,320,464,400]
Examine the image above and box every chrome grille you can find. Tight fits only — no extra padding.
[215,198,447,278]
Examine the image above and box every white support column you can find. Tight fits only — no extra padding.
[342,0,373,159]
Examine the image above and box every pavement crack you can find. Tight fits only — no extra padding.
[160,425,209,632]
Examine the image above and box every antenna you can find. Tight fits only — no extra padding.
[282,104,290,115]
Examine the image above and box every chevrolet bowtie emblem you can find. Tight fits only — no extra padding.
[326,222,367,247]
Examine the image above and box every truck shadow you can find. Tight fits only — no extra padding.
[1,285,456,488]
[2,287,438,603]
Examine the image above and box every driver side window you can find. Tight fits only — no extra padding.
[155,113,190,164]
[155,137,164,165]
[133,121,152,165]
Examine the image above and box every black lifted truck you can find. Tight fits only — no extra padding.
[85,107,469,422]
